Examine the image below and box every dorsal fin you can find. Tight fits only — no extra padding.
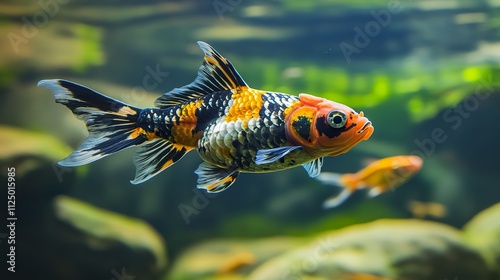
[155,41,249,108]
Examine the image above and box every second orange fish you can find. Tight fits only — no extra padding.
[316,155,423,208]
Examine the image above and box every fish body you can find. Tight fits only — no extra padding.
[317,155,422,208]
[38,41,373,192]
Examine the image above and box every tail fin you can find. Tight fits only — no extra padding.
[38,79,147,166]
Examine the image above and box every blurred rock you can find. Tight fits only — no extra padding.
[13,194,169,280]
[0,125,71,165]
[0,125,75,194]
[168,236,306,280]
[0,125,167,279]
[463,203,500,279]
[248,219,489,280]
[47,195,168,280]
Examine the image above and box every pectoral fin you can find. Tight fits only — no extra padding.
[255,146,302,165]
[195,162,240,193]
[302,157,323,177]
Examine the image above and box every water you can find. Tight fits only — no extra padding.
[1,1,499,279]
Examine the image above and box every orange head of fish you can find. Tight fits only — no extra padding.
[389,155,423,178]
[285,93,374,157]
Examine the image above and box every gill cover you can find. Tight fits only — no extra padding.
[285,93,335,149]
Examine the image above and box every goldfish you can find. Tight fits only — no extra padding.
[38,41,373,192]
[316,155,422,208]
[408,200,447,219]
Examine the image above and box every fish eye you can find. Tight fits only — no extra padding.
[327,110,347,128]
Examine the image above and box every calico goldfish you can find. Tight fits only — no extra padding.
[38,41,373,192]
[317,155,422,208]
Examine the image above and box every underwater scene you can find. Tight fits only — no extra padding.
[1,0,500,279]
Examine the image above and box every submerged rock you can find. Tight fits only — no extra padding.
[463,203,500,279]
[168,236,306,280]
[0,125,76,194]
[248,219,488,280]
[0,125,72,162]
[52,195,168,279]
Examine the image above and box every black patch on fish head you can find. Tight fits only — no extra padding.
[292,115,312,142]
[316,116,356,138]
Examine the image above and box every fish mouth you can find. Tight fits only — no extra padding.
[357,119,374,140]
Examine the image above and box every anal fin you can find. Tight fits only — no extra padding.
[195,162,239,193]
[131,139,192,184]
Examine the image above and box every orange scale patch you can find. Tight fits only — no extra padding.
[225,88,265,123]
[168,100,205,147]
[179,100,204,123]
[129,127,155,141]
[171,125,201,147]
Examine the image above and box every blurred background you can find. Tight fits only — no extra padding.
[1,0,500,279]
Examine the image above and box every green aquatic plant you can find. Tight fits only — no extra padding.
[237,56,497,123]
[73,24,105,73]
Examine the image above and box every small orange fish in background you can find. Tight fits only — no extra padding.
[408,200,447,219]
[316,155,423,208]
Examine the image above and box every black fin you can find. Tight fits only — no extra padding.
[154,41,248,108]
[194,162,240,193]
[131,139,192,184]
[38,79,147,166]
